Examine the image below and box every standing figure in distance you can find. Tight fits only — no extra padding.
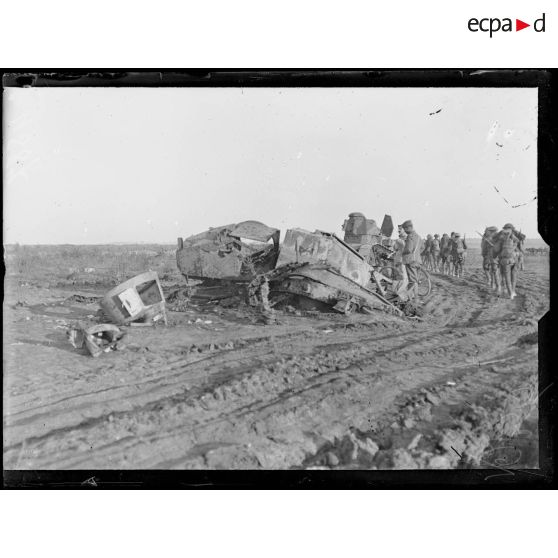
[430,233,441,273]
[425,234,434,270]
[448,232,457,276]
[390,224,409,296]
[513,227,526,271]
[439,233,451,275]
[481,226,501,294]
[493,223,519,299]
[451,232,467,278]
[401,220,423,300]
[393,225,407,275]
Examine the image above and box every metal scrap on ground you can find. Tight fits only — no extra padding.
[99,271,168,326]
[67,323,125,357]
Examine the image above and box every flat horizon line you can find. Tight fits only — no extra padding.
[3,237,548,247]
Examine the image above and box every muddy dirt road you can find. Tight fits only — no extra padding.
[3,259,548,470]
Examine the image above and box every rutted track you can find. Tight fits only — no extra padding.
[3,260,548,469]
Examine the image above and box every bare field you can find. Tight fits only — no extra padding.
[3,244,549,470]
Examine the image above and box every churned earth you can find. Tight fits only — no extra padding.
[3,254,549,471]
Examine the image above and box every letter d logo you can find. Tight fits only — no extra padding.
[534,13,546,32]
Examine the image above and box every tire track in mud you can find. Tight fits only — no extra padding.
[4,320,402,414]
[4,269,508,423]
[4,309,537,469]
[4,265,547,469]
[4,310,516,442]
[5,323,409,429]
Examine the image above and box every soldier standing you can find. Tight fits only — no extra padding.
[451,233,467,278]
[513,226,526,271]
[481,226,501,294]
[493,223,519,299]
[393,225,407,270]
[402,220,422,299]
[448,232,456,275]
[439,233,451,275]
[430,234,441,272]
[391,224,408,294]
[422,234,433,269]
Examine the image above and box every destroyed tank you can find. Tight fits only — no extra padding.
[342,212,395,266]
[176,220,402,316]
[176,221,280,282]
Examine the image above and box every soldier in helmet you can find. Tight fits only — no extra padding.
[430,233,441,272]
[401,220,422,299]
[447,232,456,275]
[393,224,407,268]
[481,226,501,293]
[389,224,409,295]
[451,232,467,278]
[511,225,526,271]
[493,223,520,299]
[421,234,433,269]
[439,233,452,275]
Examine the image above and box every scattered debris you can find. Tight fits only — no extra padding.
[64,294,101,305]
[428,455,452,469]
[326,451,339,467]
[407,434,422,451]
[99,271,167,326]
[429,108,442,116]
[425,391,441,406]
[67,324,126,357]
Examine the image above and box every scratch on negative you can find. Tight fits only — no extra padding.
[512,197,537,208]
[493,186,510,205]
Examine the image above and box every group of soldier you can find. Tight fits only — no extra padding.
[420,232,468,277]
[480,223,525,300]
[392,220,526,300]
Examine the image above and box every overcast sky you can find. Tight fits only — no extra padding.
[3,87,539,244]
